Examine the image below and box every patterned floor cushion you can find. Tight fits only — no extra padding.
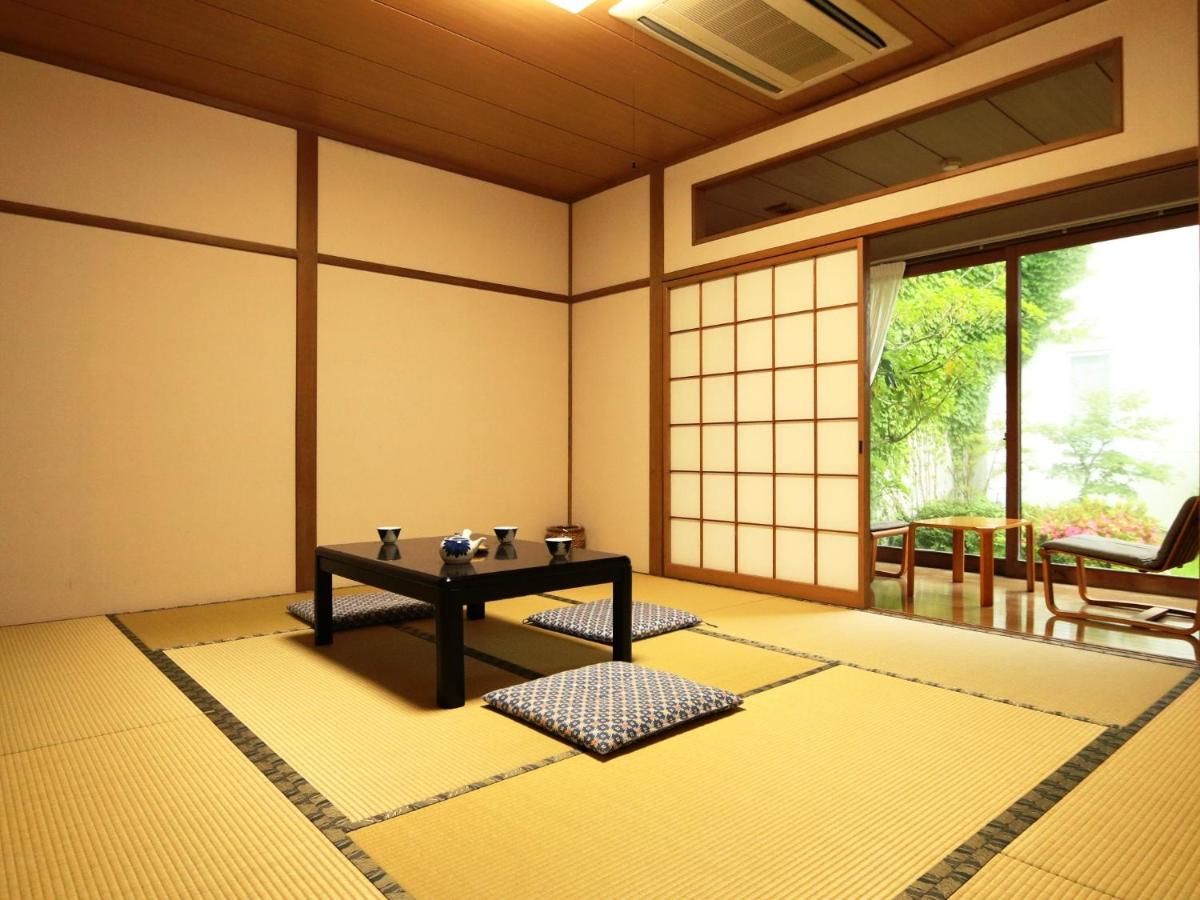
[287,591,435,631]
[483,661,742,755]
[525,599,701,644]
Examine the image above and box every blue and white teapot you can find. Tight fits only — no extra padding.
[440,529,485,564]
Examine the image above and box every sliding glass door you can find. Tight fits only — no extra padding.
[871,216,1199,594]
[1020,225,1200,581]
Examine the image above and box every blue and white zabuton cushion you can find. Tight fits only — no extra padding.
[483,661,742,755]
[287,591,435,631]
[524,599,701,644]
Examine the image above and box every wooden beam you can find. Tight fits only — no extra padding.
[295,132,318,592]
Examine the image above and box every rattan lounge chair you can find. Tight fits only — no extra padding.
[1039,496,1200,635]
[870,520,910,578]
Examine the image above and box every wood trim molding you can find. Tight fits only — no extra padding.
[666,236,861,286]
[316,254,569,303]
[0,197,297,258]
[567,201,574,524]
[663,149,1200,283]
[294,132,318,592]
[569,278,651,303]
[649,169,665,575]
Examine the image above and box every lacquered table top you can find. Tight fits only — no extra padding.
[911,516,1031,530]
[317,537,626,581]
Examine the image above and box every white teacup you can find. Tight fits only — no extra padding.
[377,526,402,544]
[494,526,518,544]
[545,536,572,559]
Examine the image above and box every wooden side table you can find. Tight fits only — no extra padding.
[905,516,1035,606]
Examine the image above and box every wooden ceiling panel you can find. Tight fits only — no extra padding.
[381,0,781,133]
[892,0,1083,44]
[0,0,1101,200]
[204,0,714,153]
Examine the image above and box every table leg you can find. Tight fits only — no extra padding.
[979,530,994,607]
[905,524,917,595]
[314,559,333,646]
[612,562,633,663]
[435,593,466,709]
[951,531,965,583]
[1025,524,1035,592]
[467,602,485,620]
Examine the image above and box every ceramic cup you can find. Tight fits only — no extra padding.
[494,526,518,544]
[545,536,573,559]
[377,526,402,544]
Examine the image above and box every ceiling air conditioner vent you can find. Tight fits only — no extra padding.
[610,0,909,97]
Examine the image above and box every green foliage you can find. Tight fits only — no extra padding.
[1029,391,1171,499]
[871,245,1092,521]
[1026,497,1162,568]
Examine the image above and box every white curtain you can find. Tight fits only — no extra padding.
[867,261,906,384]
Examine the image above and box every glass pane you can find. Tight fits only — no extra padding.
[694,47,1119,240]
[1021,226,1200,577]
[870,262,1008,558]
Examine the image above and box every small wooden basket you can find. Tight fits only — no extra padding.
[544,524,586,549]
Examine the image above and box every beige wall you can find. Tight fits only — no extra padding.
[317,264,568,549]
[319,139,569,295]
[570,289,651,571]
[0,52,295,246]
[571,177,650,296]
[0,216,296,626]
[664,0,1199,273]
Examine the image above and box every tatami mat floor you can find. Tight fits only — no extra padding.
[1,575,1196,898]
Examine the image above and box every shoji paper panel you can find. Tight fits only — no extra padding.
[0,216,295,625]
[666,244,863,603]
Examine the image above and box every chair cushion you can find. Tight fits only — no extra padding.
[483,661,742,755]
[524,600,701,644]
[870,520,909,533]
[1041,535,1160,570]
[287,591,435,630]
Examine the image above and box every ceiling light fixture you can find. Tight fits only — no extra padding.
[940,157,963,172]
[544,0,598,12]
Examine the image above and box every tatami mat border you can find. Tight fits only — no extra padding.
[157,625,310,651]
[342,749,582,831]
[903,667,1200,898]
[106,615,409,898]
[740,661,838,697]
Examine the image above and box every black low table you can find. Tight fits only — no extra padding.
[314,538,633,708]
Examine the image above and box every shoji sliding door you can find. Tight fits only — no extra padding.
[665,241,867,605]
